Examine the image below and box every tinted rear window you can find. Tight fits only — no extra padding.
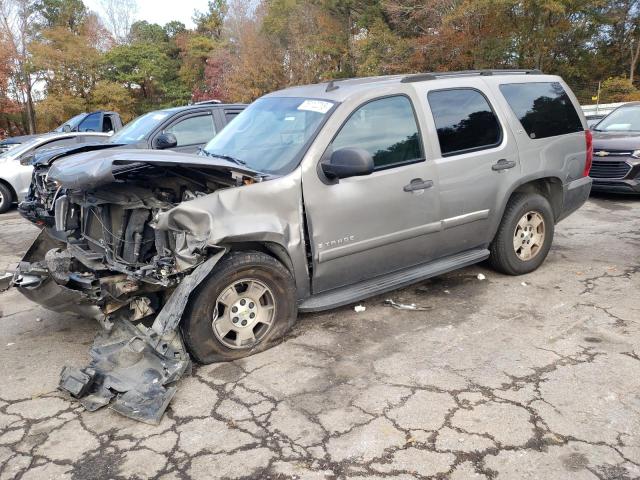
[499,82,583,139]
[428,89,502,156]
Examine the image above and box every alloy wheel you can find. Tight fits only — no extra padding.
[513,211,545,261]
[211,278,276,349]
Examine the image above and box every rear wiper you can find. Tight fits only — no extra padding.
[202,150,247,166]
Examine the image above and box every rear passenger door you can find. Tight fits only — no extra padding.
[424,83,521,256]
[158,112,217,153]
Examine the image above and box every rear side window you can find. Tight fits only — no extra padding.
[499,82,583,139]
[331,96,423,169]
[428,89,502,156]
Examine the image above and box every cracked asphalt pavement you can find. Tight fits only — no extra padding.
[0,195,639,480]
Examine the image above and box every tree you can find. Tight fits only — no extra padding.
[193,0,226,37]
[0,28,21,136]
[599,1,640,82]
[89,80,135,120]
[103,20,189,110]
[352,18,412,76]
[100,0,137,44]
[33,0,87,32]
[599,76,640,102]
[30,16,104,100]
[0,0,38,133]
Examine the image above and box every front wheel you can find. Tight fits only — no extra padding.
[0,183,13,214]
[489,193,554,275]
[181,251,298,364]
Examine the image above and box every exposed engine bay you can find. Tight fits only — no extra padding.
[19,161,249,317]
[13,152,264,423]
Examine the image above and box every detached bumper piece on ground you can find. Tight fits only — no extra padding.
[59,319,189,424]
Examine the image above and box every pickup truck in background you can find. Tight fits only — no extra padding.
[0,111,123,154]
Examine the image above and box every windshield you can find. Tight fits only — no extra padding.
[594,106,640,132]
[202,97,335,175]
[54,113,87,132]
[110,111,171,144]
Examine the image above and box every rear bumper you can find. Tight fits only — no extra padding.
[558,176,592,222]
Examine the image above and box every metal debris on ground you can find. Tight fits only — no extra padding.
[384,299,432,311]
[521,282,528,286]
[354,305,366,313]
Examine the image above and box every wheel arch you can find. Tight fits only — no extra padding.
[222,240,310,299]
[490,175,564,243]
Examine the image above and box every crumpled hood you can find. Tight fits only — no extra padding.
[32,142,121,167]
[591,131,640,151]
[47,149,260,190]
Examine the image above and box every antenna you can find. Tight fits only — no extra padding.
[326,80,339,92]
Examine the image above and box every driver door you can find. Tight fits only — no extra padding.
[302,95,441,293]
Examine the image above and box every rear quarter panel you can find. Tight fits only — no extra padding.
[482,75,588,234]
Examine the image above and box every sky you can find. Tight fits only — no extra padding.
[83,0,210,29]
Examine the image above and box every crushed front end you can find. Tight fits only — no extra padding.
[12,150,261,423]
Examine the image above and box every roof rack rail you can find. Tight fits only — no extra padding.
[194,99,222,105]
[400,69,543,83]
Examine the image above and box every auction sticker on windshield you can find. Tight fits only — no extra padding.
[297,100,333,114]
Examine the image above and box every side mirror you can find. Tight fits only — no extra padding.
[154,133,178,150]
[19,152,35,166]
[62,124,71,133]
[321,148,374,180]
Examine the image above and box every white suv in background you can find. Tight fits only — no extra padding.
[0,132,111,213]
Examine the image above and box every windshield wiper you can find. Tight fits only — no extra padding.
[202,150,247,166]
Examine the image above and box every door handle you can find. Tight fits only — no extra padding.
[492,159,517,171]
[403,178,434,192]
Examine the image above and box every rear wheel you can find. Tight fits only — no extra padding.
[0,183,13,214]
[181,251,297,364]
[489,193,554,275]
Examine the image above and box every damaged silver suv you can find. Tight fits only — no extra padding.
[12,70,592,422]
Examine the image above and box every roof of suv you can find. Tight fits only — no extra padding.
[266,70,559,102]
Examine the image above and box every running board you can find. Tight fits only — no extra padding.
[299,248,489,312]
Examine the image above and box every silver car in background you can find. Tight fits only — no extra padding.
[0,132,110,213]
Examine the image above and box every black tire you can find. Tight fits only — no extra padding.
[0,183,13,214]
[181,251,298,364]
[489,193,554,275]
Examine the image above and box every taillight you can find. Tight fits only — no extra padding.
[583,129,593,177]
